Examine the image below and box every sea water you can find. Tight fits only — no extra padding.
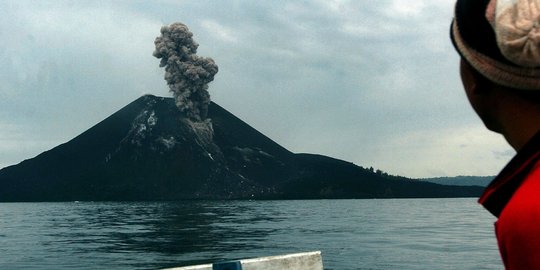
[0,198,500,270]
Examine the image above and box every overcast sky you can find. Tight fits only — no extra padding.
[0,0,515,178]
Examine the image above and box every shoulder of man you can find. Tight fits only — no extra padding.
[496,164,540,269]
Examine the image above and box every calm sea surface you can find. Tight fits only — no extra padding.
[0,198,500,270]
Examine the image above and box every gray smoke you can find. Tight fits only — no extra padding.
[153,22,218,121]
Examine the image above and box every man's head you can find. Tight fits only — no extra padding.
[451,0,540,149]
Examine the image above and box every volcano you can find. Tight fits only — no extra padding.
[0,95,483,201]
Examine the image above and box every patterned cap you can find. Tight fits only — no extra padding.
[451,0,540,90]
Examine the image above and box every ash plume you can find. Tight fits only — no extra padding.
[153,22,218,122]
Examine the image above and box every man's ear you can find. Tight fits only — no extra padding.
[459,59,501,132]
[460,59,490,96]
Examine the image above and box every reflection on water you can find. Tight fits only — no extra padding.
[1,201,293,269]
[0,199,500,270]
[64,202,276,254]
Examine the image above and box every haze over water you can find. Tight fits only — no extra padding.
[0,198,499,270]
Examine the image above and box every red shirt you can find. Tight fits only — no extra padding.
[479,132,540,269]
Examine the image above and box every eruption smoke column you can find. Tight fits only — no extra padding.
[153,22,219,121]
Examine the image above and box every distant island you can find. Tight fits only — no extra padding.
[0,95,484,201]
[420,176,493,187]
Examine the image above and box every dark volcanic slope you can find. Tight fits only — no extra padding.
[0,95,484,201]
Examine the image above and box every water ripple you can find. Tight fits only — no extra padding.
[0,199,499,270]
